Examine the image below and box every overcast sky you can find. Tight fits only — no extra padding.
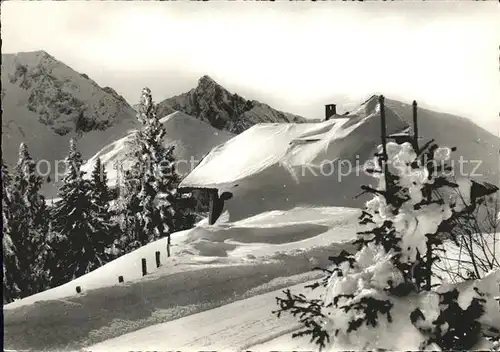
[2,1,499,134]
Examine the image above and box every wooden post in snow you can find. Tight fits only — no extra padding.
[167,235,171,258]
[118,275,124,283]
[208,189,218,225]
[155,251,161,268]
[141,258,147,276]
[76,286,82,294]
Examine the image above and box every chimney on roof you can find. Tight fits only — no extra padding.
[325,104,337,121]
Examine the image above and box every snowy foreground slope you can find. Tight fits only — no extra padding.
[4,207,498,351]
[4,207,359,310]
[4,207,361,350]
[84,228,500,352]
[88,270,500,352]
[88,279,322,352]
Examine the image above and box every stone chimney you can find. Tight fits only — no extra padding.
[325,104,337,121]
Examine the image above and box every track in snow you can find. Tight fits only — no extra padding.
[88,280,321,351]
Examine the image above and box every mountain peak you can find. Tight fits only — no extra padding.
[2,48,137,139]
[197,75,220,91]
[13,49,54,60]
[157,76,308,133]
[199,75,216,83]
[30,49,51,57]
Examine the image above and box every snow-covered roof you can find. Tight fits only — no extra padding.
[180,120,343,190]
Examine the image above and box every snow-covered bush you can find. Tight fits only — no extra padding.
[274,139,500,351]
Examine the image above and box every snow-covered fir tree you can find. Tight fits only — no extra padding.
[49,139,115,286]
[274,140,500,351]
[89,157,119,259]
[119,87,196,255]
[2,159,22,303]
[90,157,110,206]
[10,143,50,296]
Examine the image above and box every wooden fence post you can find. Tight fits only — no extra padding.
[155,251,161,268]
[412,100,419,153]
[167,236,171,258]
[142,258,147,276]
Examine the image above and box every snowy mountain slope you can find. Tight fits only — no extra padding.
[157,75,308,134]
[180,95,500,222]
[1,50,139,196]
[80,111,235,189]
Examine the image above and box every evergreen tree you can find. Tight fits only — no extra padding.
[49,139,114,286]
[274,140,499,350]
[90,158,110,205]
[120,87,196,255]
[2,159,21,303]
[11,143,50,296]
[89,157,119,259]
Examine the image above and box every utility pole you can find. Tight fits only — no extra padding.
[413,100,419,153]
[379,95,389,187]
